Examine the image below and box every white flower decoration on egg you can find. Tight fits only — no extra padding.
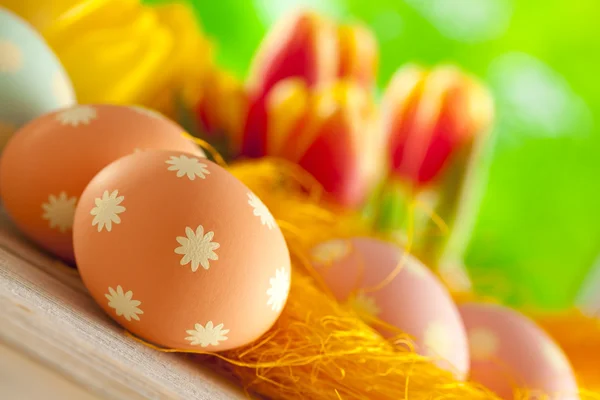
[41,192,77,232]
[56,105,98,126]
[0,39,22,73]
[166,155,210,180]
[105,286,143,322]
[266,267,290,312]
[174,225,220,272]
[311,239,351,265]
[90,190,126,232]
[468,327,500,361]
[346,291,381,319]
[248,192,276,230]
[185,321,230,347]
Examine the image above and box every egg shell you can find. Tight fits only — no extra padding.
[0,104,203,261]
[459,303,579,400]
[311,237,469,378]
[73,149,291,352]
[0,8,75,150]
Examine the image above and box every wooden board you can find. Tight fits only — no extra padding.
[0,211,246,400]
[0,342,102,400]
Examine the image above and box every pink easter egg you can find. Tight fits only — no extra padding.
[311,237,469,378]
[459,303,579,400]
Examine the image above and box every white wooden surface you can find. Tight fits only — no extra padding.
[0,342,101,400]
[0,212,246,400]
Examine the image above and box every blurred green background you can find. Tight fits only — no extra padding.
[156,0,600,310]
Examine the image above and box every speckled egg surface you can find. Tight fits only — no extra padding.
[311,237,469,378]
[460,303,579,400]
[73,149,291,351]
[0,104,203,261]
[0,7,75,150]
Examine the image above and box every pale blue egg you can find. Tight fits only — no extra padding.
[0,7,76,149]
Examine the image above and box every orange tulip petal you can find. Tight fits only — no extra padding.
[265,78,311,157]
[299,110,363,207]
[296,82,383,207]
[337,23,379,87]
[196,68,246,141]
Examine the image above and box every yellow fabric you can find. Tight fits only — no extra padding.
[3,0,212,117]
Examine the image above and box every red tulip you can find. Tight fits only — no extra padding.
[382,64,494,187]
[239,78,384,206]
[241,11,382,158]
[241,11,339,158]
[262,78,311,158]
[246,10,339,98]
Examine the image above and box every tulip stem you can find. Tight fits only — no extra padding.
[367,178,413,239]
[422,126,496,291]
[367,125,494,294]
